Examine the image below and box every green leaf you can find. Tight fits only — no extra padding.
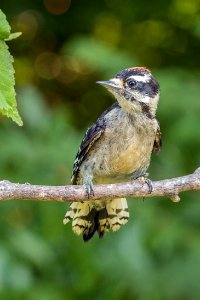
[0,40,23,126]
[0,9,10,39]
[5,32,22,41]
[0,9,23,126]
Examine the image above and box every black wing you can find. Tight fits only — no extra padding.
[153,121,162,154]
[71,102,120,184]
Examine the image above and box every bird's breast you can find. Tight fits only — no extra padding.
[93,116,157,182]
[79,111,158,184]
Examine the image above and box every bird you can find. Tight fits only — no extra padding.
[63,67,162,241]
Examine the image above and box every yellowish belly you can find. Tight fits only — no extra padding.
[108,139,153,175]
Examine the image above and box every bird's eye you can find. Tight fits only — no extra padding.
[127,79,137,88]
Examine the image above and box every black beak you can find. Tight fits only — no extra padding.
[96,80,119,89]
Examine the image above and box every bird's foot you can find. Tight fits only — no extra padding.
[84,177,94,199]
[136,173,153,194]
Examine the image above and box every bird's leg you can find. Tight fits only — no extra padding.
[136,173,153,194]
[84,177,94,198]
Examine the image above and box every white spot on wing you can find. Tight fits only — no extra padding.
[141,96,151,103]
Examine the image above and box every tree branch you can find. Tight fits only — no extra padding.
[0,168,200,203]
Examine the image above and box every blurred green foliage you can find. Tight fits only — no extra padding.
[0,0,200,299]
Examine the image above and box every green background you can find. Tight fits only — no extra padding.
[1,0,200,299]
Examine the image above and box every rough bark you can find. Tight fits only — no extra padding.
[0,168,200,203]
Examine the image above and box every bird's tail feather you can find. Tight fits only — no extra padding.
[63,198,129,241]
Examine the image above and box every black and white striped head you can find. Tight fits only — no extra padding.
[97,67,160,117]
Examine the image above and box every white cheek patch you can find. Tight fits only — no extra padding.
[128,74,150,83]
[140,93,159,105]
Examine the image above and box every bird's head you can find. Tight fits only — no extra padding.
[97,67,160,117]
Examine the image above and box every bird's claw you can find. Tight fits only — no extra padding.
[84,178,94,198]
[144,178,153,194]
[137,174,153,194]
